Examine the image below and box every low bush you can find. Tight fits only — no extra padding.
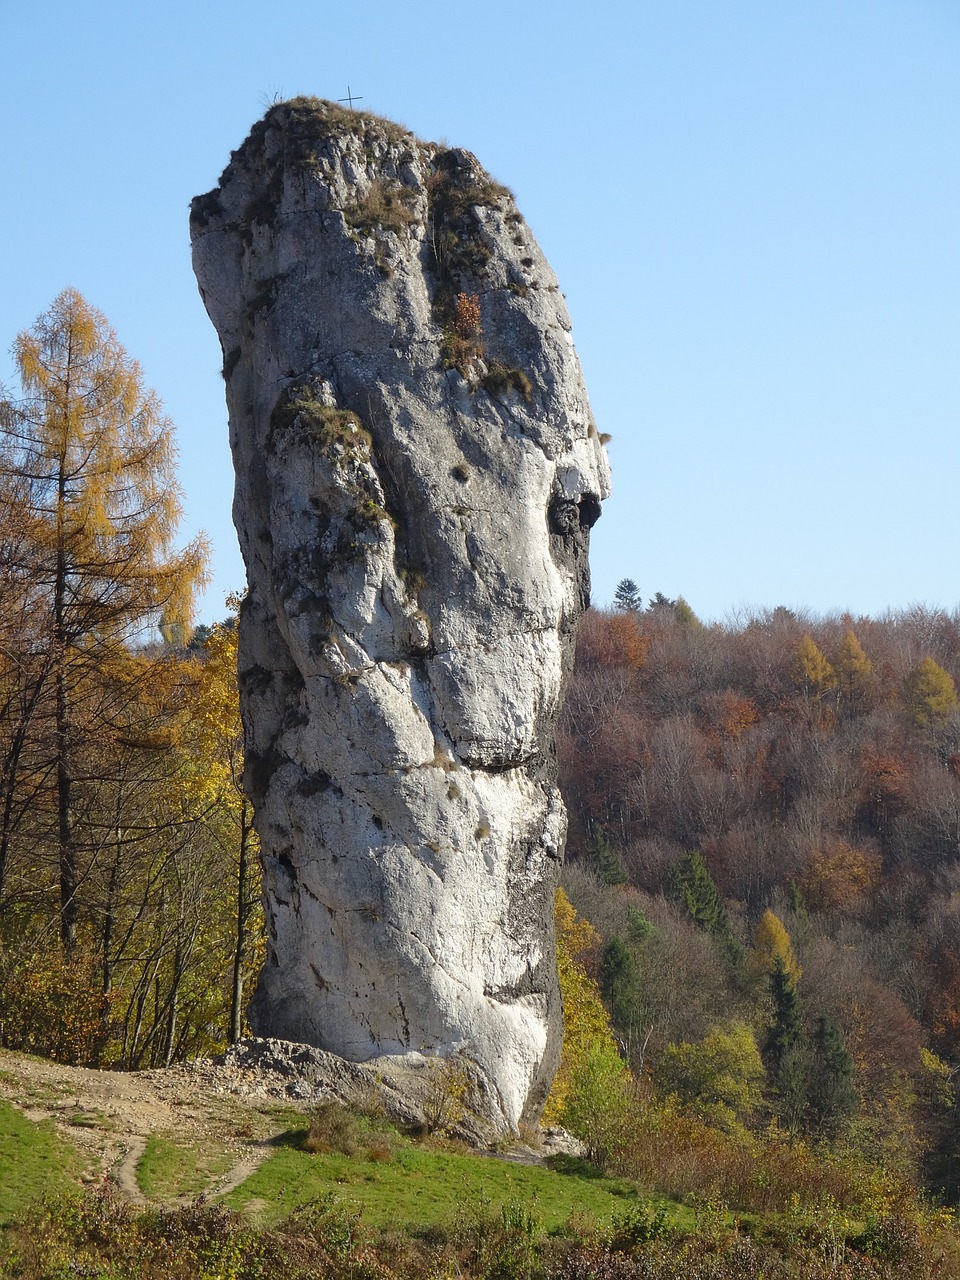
[303,1100,362,1155]
[303,1100,397,1161]
[344,176,418,236]
[482,361,533,402]
[0,941,114,1066]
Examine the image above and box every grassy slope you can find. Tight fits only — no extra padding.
[0,1077,689,1240]
[0,1101,83,1223]
[225,1133,688,1233]
[3,1088,957,1277]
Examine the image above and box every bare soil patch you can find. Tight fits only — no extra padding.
[0,1047,291,1201]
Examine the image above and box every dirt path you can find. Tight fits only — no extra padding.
[114,1136,148,1202]
[213,1153,268,1198]
[0,1049,278,1204]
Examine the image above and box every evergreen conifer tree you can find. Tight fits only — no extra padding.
[764,955,809,1130]
[613,577,643,613]
[598,936,645,1045]
[669,850,743,969]
[627,904,654,945]
[807,1015,856,1136]
[669,850,724,931]
[587,827,627,886]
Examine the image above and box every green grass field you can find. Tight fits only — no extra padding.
[225,1127,689,1234]
[0,1087,693,1245]
[136,1132,237,1200]
[0,1100,84,1223]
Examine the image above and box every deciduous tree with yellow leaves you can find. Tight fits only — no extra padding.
[793,634,836,700]
[543,888,630,1160]
[835,628,873,712]
[750,909,801,986]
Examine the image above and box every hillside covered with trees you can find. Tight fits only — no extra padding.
[556,585,960,1203]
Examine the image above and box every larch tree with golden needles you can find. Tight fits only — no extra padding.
[2,289,209,949]
[0,445,61,904]
[835,628,873,712]
[750,909,801,987]
[903,657,958,732]
[792,634,836,700]
[543,887,628,1152]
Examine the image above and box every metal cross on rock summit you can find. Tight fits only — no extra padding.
[338,86,363,108]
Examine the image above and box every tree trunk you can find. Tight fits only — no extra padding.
[55,432,76,951]
[56,664,77,950]
[229,799,254,1043]
[102,844,120,994]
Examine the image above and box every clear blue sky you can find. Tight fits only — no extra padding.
[2,0,957,624]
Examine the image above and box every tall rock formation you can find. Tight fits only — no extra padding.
[190,99,610,1131]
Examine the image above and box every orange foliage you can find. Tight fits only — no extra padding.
[699,692,760,760]
[856,748,913,834]
[799,841,881,912]
[716,692,760,738]
[452,292,481,339]
[606,1084,873,1213]
[576,610,649,671]
[843,981,924,1088]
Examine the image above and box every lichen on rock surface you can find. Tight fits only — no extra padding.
[190,97,610,1133]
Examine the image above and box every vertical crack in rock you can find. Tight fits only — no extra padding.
[190,97,611,1132]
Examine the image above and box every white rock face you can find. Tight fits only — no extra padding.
[190,99,610,1132]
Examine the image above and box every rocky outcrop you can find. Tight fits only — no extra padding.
[216,1037,506,1145]
[190,98,610,1132]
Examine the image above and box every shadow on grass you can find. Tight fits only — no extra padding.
[269,1128,309,1149]
[545,1153,605,1179]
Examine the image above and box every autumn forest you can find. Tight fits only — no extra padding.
[556,586,960,1201]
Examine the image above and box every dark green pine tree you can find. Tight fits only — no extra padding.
[669,850,724,931]
[613,577,643,613]
[669,850,744,970]
[764,955,809,1131]
[807,1015,856,1137]
[598,936,647,1067]
[626,905,654,945]
[587,827,628,886]
[599,938,643,1030]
